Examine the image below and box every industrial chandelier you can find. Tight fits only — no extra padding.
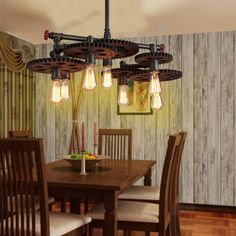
[27,0,182,111]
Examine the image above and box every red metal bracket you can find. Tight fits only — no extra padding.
[44,30,49,40]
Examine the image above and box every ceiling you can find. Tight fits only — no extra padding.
[1,0,236,44]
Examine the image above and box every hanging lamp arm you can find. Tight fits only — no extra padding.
[103,0,112,67]
[44,30,92,42]
[137,43,165,52]
[104,0,111,39]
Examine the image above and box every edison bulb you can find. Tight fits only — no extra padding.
[149,71,161,95]
[151,94,163,111]
[102,66,113,88]
[61,79,70,100]
[50,80,62,104]
[83,64,96,90]
[118,85,129,105]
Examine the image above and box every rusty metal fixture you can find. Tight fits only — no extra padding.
[26,0,182,108]
[97,39,139,58]
[128,69,182,82]
[111,68,143,79]
[63,42,118,59]
[27,57,86,74]
[135,52,173,67]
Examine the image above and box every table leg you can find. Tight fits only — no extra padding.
[70,198,81,214]
[104,191,118,236]
[144,169,152,186]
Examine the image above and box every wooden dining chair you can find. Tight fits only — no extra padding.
[8,129,31,138]
[119,131,187,236]
[81,128,132,213]
[86,133,182,236]
[0,138,92,236]
[8,130,56,210]
[98,129,132,160]
[171,131,187,236]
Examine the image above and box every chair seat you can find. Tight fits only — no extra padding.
[45,212,91,236]
[119,186,160,202]
[4,212,91,236]
[86,200,159,223]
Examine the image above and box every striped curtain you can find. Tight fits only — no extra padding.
[0,32,36,138]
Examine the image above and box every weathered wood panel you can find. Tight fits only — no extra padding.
[234,32,236,206]
[206,32,221,204]
[34,31,236,206]
[194,33,208,204]
[220,32,234,205]
[181,34,194,203]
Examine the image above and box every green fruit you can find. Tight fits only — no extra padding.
[71,154,82,159]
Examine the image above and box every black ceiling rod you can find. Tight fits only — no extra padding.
[104,0,111,39]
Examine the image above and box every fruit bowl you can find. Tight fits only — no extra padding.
[64,154,109,170]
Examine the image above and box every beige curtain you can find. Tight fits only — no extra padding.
[0,31,35,72]
[0,32,36,137]
[68,72,84,153]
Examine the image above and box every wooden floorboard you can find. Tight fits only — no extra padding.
[52,203,236,236]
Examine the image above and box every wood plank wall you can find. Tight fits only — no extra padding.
[35,31,236,206]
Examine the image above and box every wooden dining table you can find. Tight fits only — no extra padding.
[45,159,156,236]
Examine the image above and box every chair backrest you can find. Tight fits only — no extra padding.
[170,131,187,236]
[98,129,132,160]
[8,130,31,138]
[174,132,187,198]
[158,133,182,235]
[0,138,49,236]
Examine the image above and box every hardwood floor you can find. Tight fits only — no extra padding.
[52,203,236,235]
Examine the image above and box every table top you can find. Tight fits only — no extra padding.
[45,159,156,191]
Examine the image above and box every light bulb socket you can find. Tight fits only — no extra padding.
[149,44,156,53]
[119,75,128,86]
[51,67,61,80]
[120,60,127,68]
[85,53,95,65]
[61,73,70,80]
[87,35,94,43]
[149,60,159,72]
[103,58,112,67]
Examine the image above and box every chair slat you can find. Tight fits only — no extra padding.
[0,138,49,236]
[98,129,132,160]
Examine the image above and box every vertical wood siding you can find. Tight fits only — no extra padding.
[35,31,236,206]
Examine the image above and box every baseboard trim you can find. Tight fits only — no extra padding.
[180,202,236,214]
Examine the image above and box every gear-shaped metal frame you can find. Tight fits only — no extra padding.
[63,42,118,59]
[27,57,86,74]
[128,69,182,82]
[98,39,139,58]
[135,52,173,66]
[111,67,143,79]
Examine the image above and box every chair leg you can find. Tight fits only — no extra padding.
[88,222,93,236]
[123,230,131,236]
[176,204,181,236]
[61,198,67,212]
[48,202,53,211]
[81,223,92,236]
[145,232,150,236]
[84,199,89,213]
